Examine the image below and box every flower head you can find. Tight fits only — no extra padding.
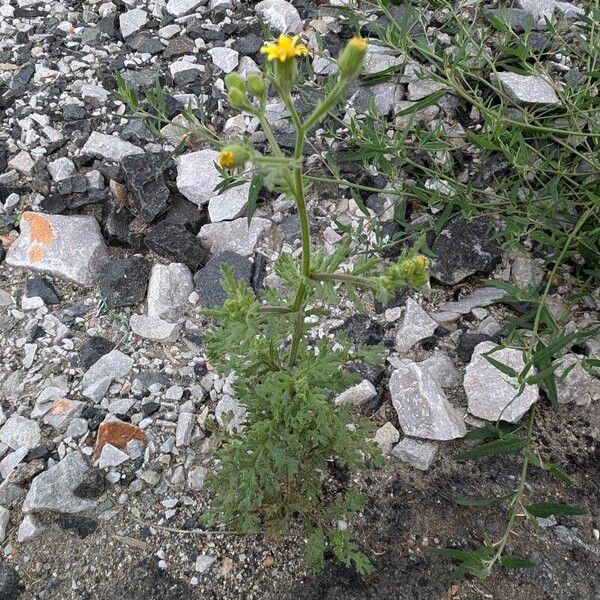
[218,144,248,169]
[338,36,368,80]
[260,35,308,63]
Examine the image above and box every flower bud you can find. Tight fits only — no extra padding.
[338,36,368,80]
[224,72,245,93]
[413,255,430,270]
[218,144,248,169]
[247,73,266,97]
[228,87,248,109]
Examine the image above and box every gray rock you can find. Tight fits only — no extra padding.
[553,353,600,406]
[193,251,252,308]
[255,0,302,34]
[199,217,271,256]
[395,298,438,353]
[511,254,545,290]
[119,8,148,39]
[0,416,41,451]
[407,79,446,101]
[175,411,195,447]
[496,72,561,106]
[430,217,501,285]
[195,554,217,573]
[82,349,134,402]
[464,341,539,422]
[517,0,556,19]
[420,351,461,388]
[0,447,28,480]
[6,212,109,288]
[23,452,99,513]
[48,157,75,182]
[389,362,466,440]
[215,395,246,432]
[334,380,377,406]
[485,8,539,32]
[8,151,35,176]
[147,263,194,321]
[43,399,84,432]
[363,48,404,74]
[98,257,150,309]
[391,437,438,470]
[188,466,207,490]
[17,514,44,543]
[208,47,239,73]
[81,84,110,107]
[145,223,209,272]
[374,422,400,455]
[130,314,179,342]
[82,132,143,162]
[98,444,129,469]
[166,0,206,17]
[436,287,507,315]
[176,149,250,211]
[0,506,9,543]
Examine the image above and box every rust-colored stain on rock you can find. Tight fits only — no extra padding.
[94,419,147,458]
[23,212,55,263]
[47,398,71,416]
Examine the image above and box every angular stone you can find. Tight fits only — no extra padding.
[25,277,60,305]
[511,254,545,290]
[94,417,146,458]
[391,437,438,470]
[98,256,150,309]
[456,333,495,363]
[437,287,507,315]
[395,298,438,353]
[43,399,84,432]
[166,0,206,17]
[195,554,217,573]
[6,212,109,288]
[130,314,179,342]
[553,353,600,406]
[97,444,130,469]
[464,341,539,422]
[255,0,302,34]
[18,514,44,543]
[208,47,239,73]
[121,153,172,223]
[198,217,271,257]
[374,422,400,455]
[193,251,252,308]
[81,349,134,402]
[407,79,446,101]
[23,452,98,513]
[187,466,207,490]
[420,351,461,388]
[0,416,41,451]
[496,72,561,106]
[145,223,209,272]
[0,506,9,543]
[48,157,75,182]
[0,564,21,600]
[79,336,115,371]
[0,447,28,480]
[147,262,194,320]
[175,411,195,447]
[82,132,143,162]
[335,380,377,406]
[430,218,501,285]
[120,8,148,39]
[389,362,466,440]
[176,149,250,210]
[215,395,246,432]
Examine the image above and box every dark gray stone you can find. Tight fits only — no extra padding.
[456,333,495,363]
[121,153,173,223]
[484,8,538,32]
[0,564,21,600]
[430,218,501,285]
[25,277,60,305]
[193,251,252,308]
[145,223,209,271]
[98,256,150,309]
[80,336,116,370]
[336,314,385,346]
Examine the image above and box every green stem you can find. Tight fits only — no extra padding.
[302,79,348,133]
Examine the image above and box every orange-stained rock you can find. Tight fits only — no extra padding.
[94,418,146,458]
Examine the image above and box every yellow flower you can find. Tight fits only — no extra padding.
[218,150,235,168]
[260,34,308,63]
